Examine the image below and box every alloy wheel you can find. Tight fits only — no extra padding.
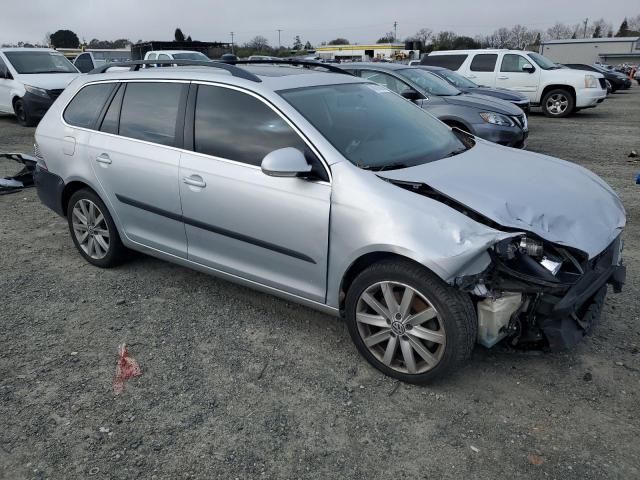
[355,281,446,374]
[72,199,110,259]
[546,93,569,115]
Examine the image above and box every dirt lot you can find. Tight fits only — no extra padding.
[1,88,639,480]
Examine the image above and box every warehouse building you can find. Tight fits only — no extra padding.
[315,43,418,62]
[540,37,640,65]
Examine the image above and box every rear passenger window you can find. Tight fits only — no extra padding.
[470,54,497,72]
[194,84,307,167]
[63,83,115,129]
[99,84,124,134]
[421,54,468,70]
[119,82,186,146]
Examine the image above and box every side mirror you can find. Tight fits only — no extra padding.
[261,147,312,178]
[522,63,535,73]
[401,90,422,101]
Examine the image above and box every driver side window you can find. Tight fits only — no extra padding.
[361,70,412,95]
[501,54,530,73]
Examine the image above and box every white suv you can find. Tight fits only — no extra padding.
[422,49,607,117]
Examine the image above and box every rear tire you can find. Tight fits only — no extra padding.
[344,259,476,384]
[541,88,574,118]
[67,189,128,268]
[13,98,38,127]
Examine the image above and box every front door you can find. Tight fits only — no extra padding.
[497,53,541,102]
[88,81,189,257]
[179,83,331,302]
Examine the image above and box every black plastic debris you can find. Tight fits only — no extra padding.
[0,153,37,195]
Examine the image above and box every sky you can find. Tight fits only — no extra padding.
[0,0,636,47]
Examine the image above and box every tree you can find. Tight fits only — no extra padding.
[432,31,457,50]
[376,31,395,44]
[245,35,270,51]
[186,36,192,42]
[293,35,303,50]
[628,14,640,32]
[592,25,602,38]
[615,18,629,37]
[327,38,349,45]
[452,36,479,49]
[50,29,79,48]
[411,28,433,47]
[174,28,186,42]
[546,22,573,40]
[304,41,313,50]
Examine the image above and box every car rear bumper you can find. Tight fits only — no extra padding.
[34,165,65,216]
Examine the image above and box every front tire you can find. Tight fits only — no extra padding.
[67,189,127,268]
[344,260,476,384]
[541,89,574,118]
[13,98,38,127]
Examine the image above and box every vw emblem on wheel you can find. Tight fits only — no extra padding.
[391,320,406,336]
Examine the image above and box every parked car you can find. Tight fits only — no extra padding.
[341,63,528,148]
[422,49,607,117]
[0,48,79,126]
[144,50,211,65]
[33,62,625,383]
[417,65,530,113]
[564,64,631,93]
[248,55,279,61]
[73,50,132,73]
[635,69,640,85]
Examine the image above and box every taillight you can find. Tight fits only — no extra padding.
[34,142,48,170]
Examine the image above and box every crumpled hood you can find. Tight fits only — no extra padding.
[18,73,79,90]
[443,92,523,116]
[377,141,626,258]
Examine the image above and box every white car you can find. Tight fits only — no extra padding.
[73,50,131,73]
[0,48,79,126]
[422,49,607,117]
[143,50,210,65]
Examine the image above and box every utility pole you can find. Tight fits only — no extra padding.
[583,18,588,38]
[277,29,282,48]
[393,21,398,42]
[230,32,234,53]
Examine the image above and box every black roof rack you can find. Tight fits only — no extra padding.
[88,60,262,82]
[226,59,352,76]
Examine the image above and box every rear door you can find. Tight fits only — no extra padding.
[498,53,540,101]
[466,53,498,87]
[178,83,331,302]
[0,55,12,112]
[86,80,189,257]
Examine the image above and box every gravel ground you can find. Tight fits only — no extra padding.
[1,87,639,480]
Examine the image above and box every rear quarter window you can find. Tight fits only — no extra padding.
[420,54,468,70]
[63,83,116,129]
[470,54,498,72]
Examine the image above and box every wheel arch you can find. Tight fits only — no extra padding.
[61,180,100,216]
[540,84,576,105]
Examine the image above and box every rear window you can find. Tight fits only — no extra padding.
[63,83,115,129]
[470,54,497,72]
[420,54,467,70]
[119,82,187,146]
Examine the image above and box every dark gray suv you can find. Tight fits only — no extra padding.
[341,63,528,149]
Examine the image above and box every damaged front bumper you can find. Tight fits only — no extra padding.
[461,234,625,351]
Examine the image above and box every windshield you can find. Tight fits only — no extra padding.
[528,52,559,70]
[396,68,461,96]
[280,83,469,170]
[172,52,210,61]
[433,69,478,89]
[4,51,78,74]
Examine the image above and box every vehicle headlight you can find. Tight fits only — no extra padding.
[24,85,50,99]
[479,112,514,126]
[584,75,598,88]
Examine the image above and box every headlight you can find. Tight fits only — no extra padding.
[584,75,598,88]
[479,112,514,126]
[24,85,50,99]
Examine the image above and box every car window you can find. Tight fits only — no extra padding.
[147,53,157,60]
[360,70,412,95]
[194,84,310,168]
[99,84,124,134]
[172,52,209,61]
[119,82,187,146]
[500,54,530,73]
[421,54,468,70]
[396,68,461,96]
[470,54,497,72]
[158,54,170,60]
[0,56,9,77]
[63,83,116,129]
[4,51,78,74]
[74,53,94,73]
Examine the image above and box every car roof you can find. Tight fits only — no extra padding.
[0,48,59,53]
[80,64,364,92]
[340,62,411,71]
[428,49,533,55]
[416,65,447,71]
[147,50,205,55]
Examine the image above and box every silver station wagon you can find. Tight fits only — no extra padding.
[34,60,626,383]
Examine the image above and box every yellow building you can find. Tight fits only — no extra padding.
[315,43,417,62]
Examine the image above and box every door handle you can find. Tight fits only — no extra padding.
[497,75,509,80]
[96,153,111,164]
[183,175,206,188]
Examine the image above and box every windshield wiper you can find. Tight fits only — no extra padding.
[444,147,467,158]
